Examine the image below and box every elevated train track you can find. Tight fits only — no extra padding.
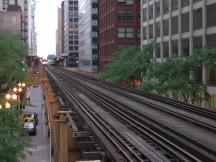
[47,66,216,162]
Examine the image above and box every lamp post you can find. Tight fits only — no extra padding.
[5,93,17,109]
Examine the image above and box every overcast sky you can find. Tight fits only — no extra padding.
[36,0,62,58]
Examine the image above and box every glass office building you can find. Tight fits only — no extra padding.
[79,0,98,72]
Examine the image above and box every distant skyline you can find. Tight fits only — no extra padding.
[36,0,62,58]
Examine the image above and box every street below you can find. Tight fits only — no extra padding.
[21,85,50,162]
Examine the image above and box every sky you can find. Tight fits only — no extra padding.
[36,0,62,58]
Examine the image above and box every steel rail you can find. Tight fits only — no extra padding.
[61,67,216,119]
[48,67,216,162]
[47,69,146,162]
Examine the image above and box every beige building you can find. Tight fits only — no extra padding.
[141,0,216,108]
[0,10,22,34]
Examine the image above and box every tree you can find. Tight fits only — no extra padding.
[0,31,28,89]
[99,43,154,83]
[0,109,31,161]
[47,54,55,61]
[142,48,216,104]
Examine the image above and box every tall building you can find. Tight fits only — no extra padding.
[0,0,35,59]
[31,0,37,56]
[56,7,63,57]
[0,9,22,34]
[141,0,216,107]
[64,0,79,67]
[99,0,140,72]
[79,0,99,73]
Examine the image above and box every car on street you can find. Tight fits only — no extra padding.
[23,122,37,135]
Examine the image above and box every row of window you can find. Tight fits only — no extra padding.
[143,3,216,39]
[118,0,134,5]
[153,34,216,58]
[144,0,202,16]
[143,0,206,21]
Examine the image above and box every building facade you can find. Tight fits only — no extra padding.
[56,7,63,57]
[0,10,22,34]
[99,0,140,72]
[141,0,216,107]
[79,0,99,73]
[0,0,35,59]
[64,0,79,67]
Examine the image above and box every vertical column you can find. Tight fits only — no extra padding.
[178,0,182,56]
[153,0,156,59]
[160,0,164,59]
[147,0,150,41]
[59,114,68,162]
[68,127,80,162]
[140,0,144,49]
[202,0,208,108]
[169,0,172,57]
[189,0,193,56]
[52,101,60,162]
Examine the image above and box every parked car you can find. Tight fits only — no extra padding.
[23,122,37,135]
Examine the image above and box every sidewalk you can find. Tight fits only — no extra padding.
[21,85,50,162]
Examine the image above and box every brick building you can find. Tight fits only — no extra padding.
[99,0,140,72]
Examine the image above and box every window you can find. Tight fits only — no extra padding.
[143,8,147,21]
[207,3,216,28]
[155,2,160,18]
[193,36,202,49]
[193,8,202,30]
[172,0,178,11]
[118,28,125,38]
[181,0,189,7]
[149,5,153,20]
[118,27,134,38]
[172,16,178,34]
[181,12,189,33]
[118,0,134,4]
[207,34,216,48]
[118,11,134,21]
[156,43,161,58]
[143,26,147,40]
[126,28,134,38]
[163,41,169,57]
[163,19,169,36]
[172,40,178,55]
[149,24,153,39]
[182,38,189,56]
[163,0,169,14]
[156,22,160,37]
[193,0,202,3]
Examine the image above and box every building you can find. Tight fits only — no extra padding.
[56,7,63,57]
[31,0,37,57]
[64,0,79,67]
[140,0,216,108]
[99,0,140,72]
[56,1,65,65]
[0,0,36,65]
[0,10,22,34]
[79,0,99,73]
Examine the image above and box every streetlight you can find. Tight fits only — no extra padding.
[5,94,11,100]
[13,87,18,93]
[11,94,18,100]
[5,102,11,109]
[18,87,23,93]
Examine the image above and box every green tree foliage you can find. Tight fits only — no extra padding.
[47,54,55,61]
[0,109,31,162]
[99,43,154,82]
[142,48,216,104]
[0,31,28,87]
[100,41,216,105]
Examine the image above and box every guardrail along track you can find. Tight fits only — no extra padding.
[47,66,216,162]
